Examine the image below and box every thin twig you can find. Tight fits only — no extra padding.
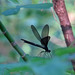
[0,21,27,61]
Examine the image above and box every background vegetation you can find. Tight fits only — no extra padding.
[0,0,75,75]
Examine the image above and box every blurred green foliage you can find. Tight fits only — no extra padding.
[0,55,73,75]
[0,0,75,75]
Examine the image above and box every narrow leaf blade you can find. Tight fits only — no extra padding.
[21,3,53,9]
[2,7,20,16]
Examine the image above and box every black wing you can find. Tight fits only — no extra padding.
[41,24,50,46]
[41,36,50,46]
[41,24,49,38]
[31,25,41,41]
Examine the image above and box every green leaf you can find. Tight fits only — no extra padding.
[55,47,75,56]
[31,57,71,75]
[2,7,20,16]
[19,3,53,9]
[0,62,33,72]
[2,3,53,16]
[0,55,72,75]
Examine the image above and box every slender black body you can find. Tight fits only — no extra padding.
[21,24,51,53]
[21,39,50,52]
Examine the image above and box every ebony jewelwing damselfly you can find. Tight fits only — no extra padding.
[21,24,51,53]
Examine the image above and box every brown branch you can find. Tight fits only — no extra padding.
[52,0,75,71]
[52,0,74,46]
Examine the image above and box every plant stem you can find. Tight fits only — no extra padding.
[0,21,27,61]
[52,0,74,46]
[52,0,75,71]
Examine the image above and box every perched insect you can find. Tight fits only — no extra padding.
[21,24,51,55]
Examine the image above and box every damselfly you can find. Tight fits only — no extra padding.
[21,24,51,55]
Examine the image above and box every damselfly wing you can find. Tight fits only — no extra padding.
[41,25,50,52]
[21,24,51,54]
[31,24,50,52]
